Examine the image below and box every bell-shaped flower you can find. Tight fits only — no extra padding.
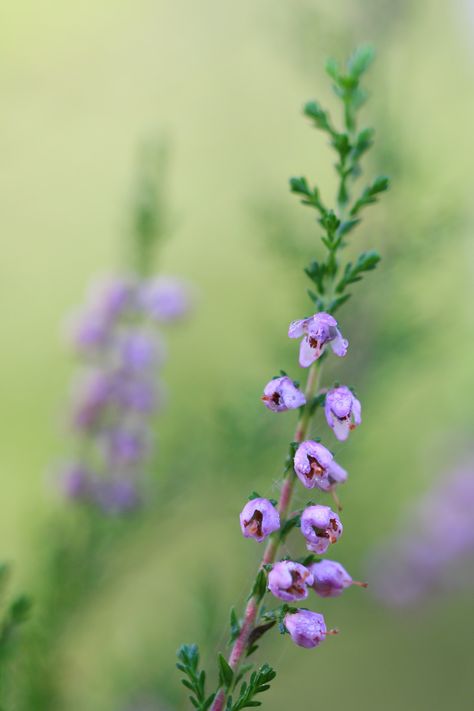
[294,440,348,491]
[288,312,348,367]
[325,386,361,441]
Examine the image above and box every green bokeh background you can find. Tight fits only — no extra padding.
[1,1,473,709]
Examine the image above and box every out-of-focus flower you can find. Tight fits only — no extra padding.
[59,273,190,514]
[368,462,474,607]
[293,440,347,491]
[300,505,343,554]
[284,609,327,648]
[59,464,92,500]
[325,386,361,441]
[288,312,348,367]
[309,560,366,598]
[105,427,148,466]
[119,331,163,372]
[268,561,313,601]
[93,478,141,514]
[140,277,190,322]
[239,498,280,542]
[261,376,306,412]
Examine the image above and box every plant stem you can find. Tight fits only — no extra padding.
[210,361,322,711]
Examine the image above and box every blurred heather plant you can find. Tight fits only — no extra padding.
[60,146,190,514]
[176,46,389,710]
[15,145,192,711]
[368,459,474,607]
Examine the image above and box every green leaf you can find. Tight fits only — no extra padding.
[352,127,374,161]
[325,57,340,81]
[350,176,390,216]
[303,101,335,136]
[304,260,326,292]
[327,293,352,314]
[289,176,311,197]
[218,653,234,690]
[335,250,381,294]
[249,570,267,603]
[230,607,241,643]
[348,44,375,78]
[338,218,360,237]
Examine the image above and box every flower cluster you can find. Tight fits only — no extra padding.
[237,311,365,649]
[60,275,189,513]
[368,461,474,607]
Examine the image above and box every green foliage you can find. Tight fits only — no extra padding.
[218,654,234,690]
[291,44,389,314]
[249,570,267,604]
[229,608,241,644]
[0,563,31,705]
[176,644,216,711]
[335,250,381,293]
[350,176,390,216]
[227,664,276,711]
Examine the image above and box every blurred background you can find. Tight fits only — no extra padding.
[1,0,474,709]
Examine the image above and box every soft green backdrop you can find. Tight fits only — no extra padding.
[1,1,473,709]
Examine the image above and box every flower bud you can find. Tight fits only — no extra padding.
[284,609,327,648]
[309,560,353,598]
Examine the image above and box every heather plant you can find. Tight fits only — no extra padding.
[177,45,389,710]
[60,147,190,513]
[15,146,191,711]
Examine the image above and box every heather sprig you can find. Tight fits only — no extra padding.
[60,146,191,514]
[177,45,389,710]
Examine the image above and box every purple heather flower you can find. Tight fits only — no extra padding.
[119,331,163,372]
[71,312,111,352]
[294,440,348,491]
[284,609,327,648]
[93,478,140,514]
[261,376,306,412]
[309,559,365,598]
[116,377,158,413]
[240,498,280,542]
[60,464,92,500]
[89,276,135,322]
[141,277,190,322]
[300,505,343,554]
[288,312,348,367]
[325,386,361,441]
[267,561,314,601]
[106,428,148,465]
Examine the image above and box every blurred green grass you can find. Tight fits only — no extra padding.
[0,0,474,709]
